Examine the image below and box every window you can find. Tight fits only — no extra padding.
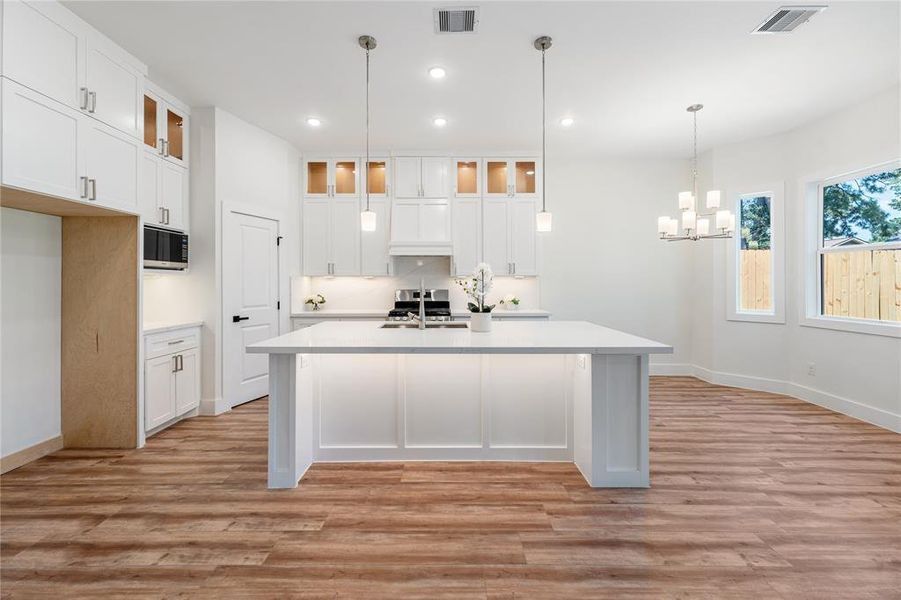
[727,184,784,323]
[818,167,900,325]
[739,195,773,312]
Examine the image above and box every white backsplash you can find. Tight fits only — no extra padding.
[291,257,540,313]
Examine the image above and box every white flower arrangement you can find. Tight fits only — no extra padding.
[499,294,521,309]
[456,263,495,313]
[304,293,326,310]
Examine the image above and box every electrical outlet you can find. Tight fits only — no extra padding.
[807,362,816,376]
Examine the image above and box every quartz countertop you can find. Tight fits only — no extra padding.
[143,321,204,335]
[248,320,671,355]
[291,309,551,318]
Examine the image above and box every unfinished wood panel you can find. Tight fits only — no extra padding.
[307,162,327,194]
[486,161,507,194]
[1,186,123,217]
[3,380,900,598]
[334,161,356,194]
[61,216,139,448]
[456,161,478,194]
[366,161,386,194]
[143,95,157,148]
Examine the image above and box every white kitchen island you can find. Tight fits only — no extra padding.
[247,321,672,489]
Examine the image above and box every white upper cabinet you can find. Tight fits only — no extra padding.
[482,198,510,274]
[483,158,539,199]
[85,40,143,139]
[2,0,82,109]
[509,199,538,276]
[2,77,140,213]
[140,151,188,231]
[1,0,147,139]
[83,117,140,211]
[481,197,538,277]
[452,198,481,277]
[302,198,361,276]
[1,78,84,201]
[394,157,448,198]
[421,157,449,198]
[361,199,392,276]
[305,158,359,198]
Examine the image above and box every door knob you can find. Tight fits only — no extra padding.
[232,315,250,323]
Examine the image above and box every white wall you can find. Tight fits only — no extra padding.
[184,107,301,414]
[0,208,62,456]
[539,158,695,369]
[694,86,901,431]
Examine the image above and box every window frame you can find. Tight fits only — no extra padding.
[800,160,901,338]
[726,182,785,324]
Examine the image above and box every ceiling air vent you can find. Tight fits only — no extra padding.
[434,7,479,34]
[753,5,826,34]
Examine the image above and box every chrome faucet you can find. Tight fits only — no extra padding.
[407,279,427,330]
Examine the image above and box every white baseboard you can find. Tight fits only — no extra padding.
[199,396,230,416]
[1,435,64,474]
[649,363,693,376]
[682,364,900,433]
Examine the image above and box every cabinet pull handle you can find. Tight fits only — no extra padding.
[386,262,390,275]
[88,91,96,113]
[164,140,170,157]
[159,207,166,224]
[513,262,516,275]
[159,138,165,156]
[80,88,89,111]
[88,179,97,201]
[80,176,89,198]
[167,339,185,345]
[177,355,183,372]
[164,208,170,224]
[172,355,179,373]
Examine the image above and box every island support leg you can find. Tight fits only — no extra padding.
[268,354,313,488]
[574,353,649,487]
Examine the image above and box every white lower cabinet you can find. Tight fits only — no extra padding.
[140,150,188,230]
[144,326,201,434]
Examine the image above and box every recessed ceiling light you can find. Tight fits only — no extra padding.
[560,117,574,127]
[428,66,446,79]
[433,117,447,127]
[306,117,322,127]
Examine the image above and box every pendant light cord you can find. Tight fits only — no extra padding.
[541,46,546,213]
[365,46,370,212]
[692,110,698,203]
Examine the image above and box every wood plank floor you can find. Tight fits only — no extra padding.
[2,376,899,599]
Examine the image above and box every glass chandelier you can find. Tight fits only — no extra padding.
[658,104,734,241]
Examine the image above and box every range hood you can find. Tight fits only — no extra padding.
[389,199,452,256]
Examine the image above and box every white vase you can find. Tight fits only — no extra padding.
[470,312,492,332]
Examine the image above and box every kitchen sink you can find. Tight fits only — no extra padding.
[380,322,469,329]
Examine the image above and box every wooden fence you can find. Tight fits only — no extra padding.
[740,250,773,311]
[740,248,901,322]
[822,249,901,322]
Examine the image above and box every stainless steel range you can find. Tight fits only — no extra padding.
[387,288,453,321]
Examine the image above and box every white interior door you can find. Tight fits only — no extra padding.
[223,210,281,407]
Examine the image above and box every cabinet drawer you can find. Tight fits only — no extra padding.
[145,326,199,359]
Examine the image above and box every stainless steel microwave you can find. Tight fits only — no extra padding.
[144,226,188,270]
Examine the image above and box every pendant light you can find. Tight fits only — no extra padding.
[534,36,553,233]
[657,104,733,241]
[359,35,377,232]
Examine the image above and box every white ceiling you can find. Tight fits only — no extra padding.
[65,1,899,158]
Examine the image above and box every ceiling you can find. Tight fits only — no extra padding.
[65,1,899,158]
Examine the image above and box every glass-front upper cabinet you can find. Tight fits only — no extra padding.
[304,159,360,198]
[454,159,480,197]
[143,87,189,166]
[483,159,538,198]
[365,159,389,197]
